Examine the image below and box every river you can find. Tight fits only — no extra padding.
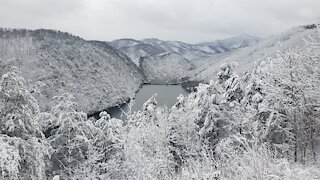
[107,85,188,119]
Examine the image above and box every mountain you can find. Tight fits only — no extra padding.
[199,34,262,50]
[141,38,218,61]
[0,28,145,114]
[107,35,261,84]
[108,38,142,49]
[140,52,195,84]
[109,35,261,67]
[117,41,165,66]
[191,25,320,82]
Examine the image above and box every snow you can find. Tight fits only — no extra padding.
[119,43,165,66]
[52,175,60,180]
[199,34,262,50]
[109,35,261,68]
[140,52,195,84]
[192,26,320,82]
[0,24,320,180]
[0,136,21,179]
[0,29,145,114]
[108,38,141,49]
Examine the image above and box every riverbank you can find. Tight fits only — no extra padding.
[88,84,189,120]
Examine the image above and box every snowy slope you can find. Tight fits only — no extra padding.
[119,43,165,66]
[108,38,141,49]
[192,25,320,82]
[141,38,218,61]
[0,29,145,114]
[199,34,262,50]
[109,35,261,68]
[140,52,195,84]
[108,36,261,85]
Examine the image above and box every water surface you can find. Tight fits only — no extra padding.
[108,85,188,119]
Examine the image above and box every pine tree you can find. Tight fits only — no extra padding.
[217,61,244,105]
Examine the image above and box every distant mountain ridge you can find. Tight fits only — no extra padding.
[108,34,262,66]
[191,25,320,82]
[107,35,261,84]
[199,34,262,50]
[140,52,195,84]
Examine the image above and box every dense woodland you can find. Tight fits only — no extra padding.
[0,28,320,179]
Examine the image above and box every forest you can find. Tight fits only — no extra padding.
[0,29,320,180]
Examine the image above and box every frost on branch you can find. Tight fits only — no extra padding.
[0,71,41,139]
[0,136,21,180]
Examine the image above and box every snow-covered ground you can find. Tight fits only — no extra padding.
[108,35,261,67]
[117,42,165,66]
[140,52,195,84]
[107,35,261,85]
[0,29,145,114]
[192,25,320,82]
[0,24,320,180]
[199,34,262,50]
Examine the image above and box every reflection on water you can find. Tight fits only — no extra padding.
[107,85,188,119]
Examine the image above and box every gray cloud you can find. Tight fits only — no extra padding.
[0,0,319,43]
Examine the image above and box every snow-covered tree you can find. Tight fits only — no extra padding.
[41,94,92,178]
[0,71,48,180]
[251,44,320,162]
[217,61,244,104]
[0,136,21,179]
[119,96,177,178]
[0,70,41,139]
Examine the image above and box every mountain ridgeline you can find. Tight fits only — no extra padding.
[0,24,320,179]
[191,25,320,82]
[108,35,262,67]
[107,35,262,84]
[0,28,261,113]
[140,52,195,84]
[0,28,144,114]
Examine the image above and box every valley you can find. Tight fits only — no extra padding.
[0,25,318,116]
[0,24,320,180]
[107,35,261,85]
[0,28,261,115]
[104,84,188,120]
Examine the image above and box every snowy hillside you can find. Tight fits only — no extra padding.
[1,24,319,180]
[118,42,165,66]
[109,35,261,67]
[192,25,320,82]
[108,38,141,49]
[199,34,262,50]
[141,38,216,61]
[0,28,145,114]
[140,52,195,84]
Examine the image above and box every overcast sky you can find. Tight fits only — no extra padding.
[0,0,319,43]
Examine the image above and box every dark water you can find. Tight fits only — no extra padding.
[107,85,188,119]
